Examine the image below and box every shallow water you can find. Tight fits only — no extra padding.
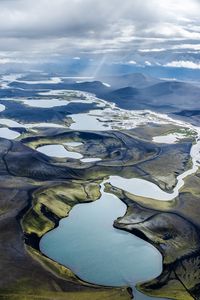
[22,99,71,108]
[0,128,20,139]
[37,144,83,159]
[0,118,65,129]
[153,133,187,144]
[21,98,95,108]
[37,144,103,162]
[106,176,174,201]
[70,112,111,131]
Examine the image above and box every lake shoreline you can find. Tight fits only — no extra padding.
[21,180,134,297]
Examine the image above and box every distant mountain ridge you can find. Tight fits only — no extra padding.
[97,73,160,89]
[6,72,200,125]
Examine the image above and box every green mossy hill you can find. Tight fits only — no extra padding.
[23,181,101,237]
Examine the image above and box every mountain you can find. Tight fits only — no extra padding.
[7,73,200,124]
[9,80,110,94]
[101,81,200,112]
[101,87,143,109]
[143,81,199,97]
[69,81,110,94]
[97,73,160,89]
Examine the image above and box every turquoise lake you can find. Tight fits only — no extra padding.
[40,184,162,299]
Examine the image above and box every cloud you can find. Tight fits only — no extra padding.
[128,60,137,65]
[0,58,13,64]
[0,57,29,64]
[145,61,152,66]
[164,60,200,69]
[172,44,200,51]
[139,48,166,52]
[0,0,199,68]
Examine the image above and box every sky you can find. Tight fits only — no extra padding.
[0,0,200,73]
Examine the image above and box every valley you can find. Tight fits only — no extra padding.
[0,73,199,300]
